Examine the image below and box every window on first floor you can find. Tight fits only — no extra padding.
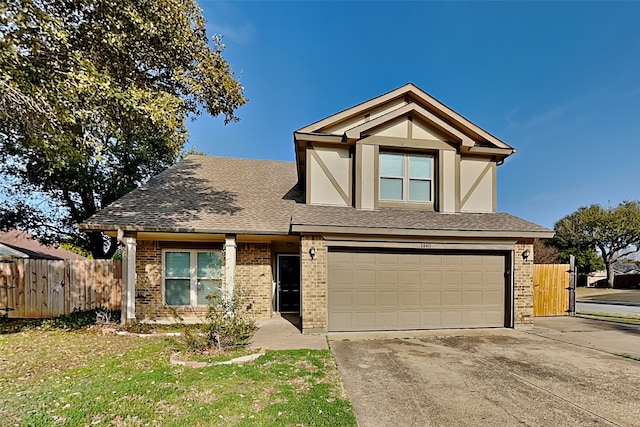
[379,152,433,203]
[163,250,222,306]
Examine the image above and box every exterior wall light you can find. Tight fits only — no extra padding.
[309,246,316,260]
[522,249,530,261]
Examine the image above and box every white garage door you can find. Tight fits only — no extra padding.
[328,250,506,332]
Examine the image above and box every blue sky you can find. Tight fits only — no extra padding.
[189,1,640,229]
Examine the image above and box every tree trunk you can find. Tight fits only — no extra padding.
[605,262,615,288]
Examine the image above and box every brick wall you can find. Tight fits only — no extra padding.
[514,240,535,328]
[134,241,215,322]
[235,243,272,319]
[300,235,327,333]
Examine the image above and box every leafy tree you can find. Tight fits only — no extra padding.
[552,202,640,287]
[0,0,246,258]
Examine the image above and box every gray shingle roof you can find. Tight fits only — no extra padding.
[290,205,552,237]
[82,155,552,238]
[83,155,302,234]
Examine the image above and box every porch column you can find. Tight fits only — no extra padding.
[224,234,237,299]
[121,236,137,323]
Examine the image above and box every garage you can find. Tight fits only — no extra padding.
[327,249,508,332]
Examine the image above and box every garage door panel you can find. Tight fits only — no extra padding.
[377,290,399,307]
[353,312,376,329]
[464,290,483,305]
[353,291,375,308]
[444,271,463,286]
[328,251,506,331]
[400,290,421,307]
[329,268,353,287]
[330,290,353,308]
[354,269,375,286]
[421,270,442,285]
[484,290,503,305]
[421,291,442,306]
[443,290,463,305]
[443,311,463,327]
[377,270,398,286]
[400,270,421,286]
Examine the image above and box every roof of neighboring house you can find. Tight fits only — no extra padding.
[613,262,640,275]
[0,230,86,260]
[82,155,553,239]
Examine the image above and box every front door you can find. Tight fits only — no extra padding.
[278,255,300,313]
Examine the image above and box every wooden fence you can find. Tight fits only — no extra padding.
[0,259,122,318]
[533,264,570,316]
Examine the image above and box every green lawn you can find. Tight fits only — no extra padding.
[0,330,356,427]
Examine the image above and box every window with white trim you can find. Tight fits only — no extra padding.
[379,153,433,202]
[163,250,222,306]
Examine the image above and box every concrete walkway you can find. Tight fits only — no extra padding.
[530,316,640,359]
[249,315,328,351]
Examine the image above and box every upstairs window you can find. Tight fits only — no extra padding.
[379,153,433,202]
[164,250,222,306]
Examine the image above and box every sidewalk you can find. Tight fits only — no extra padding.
[530,316,640,359]
[249,315,328,351]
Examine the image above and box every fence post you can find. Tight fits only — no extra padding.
[568,255,576,316]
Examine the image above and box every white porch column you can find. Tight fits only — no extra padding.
[224,235,237,299]
[121,236,137,323]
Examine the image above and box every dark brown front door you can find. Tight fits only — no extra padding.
[278,255,300,313]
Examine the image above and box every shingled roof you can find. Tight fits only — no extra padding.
[82,155,552,238]
[82,155,302,235]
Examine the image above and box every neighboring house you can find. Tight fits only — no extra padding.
[0,230,86,261]
[588,262,640,288]
[81,83,553,332]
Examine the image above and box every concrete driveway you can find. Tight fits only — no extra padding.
[330,320,640,426]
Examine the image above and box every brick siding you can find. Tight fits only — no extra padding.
[235,242,273,319]
[514,240,535,328]
[300,235,327,333]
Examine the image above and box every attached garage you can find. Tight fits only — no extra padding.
[327,249,509,332]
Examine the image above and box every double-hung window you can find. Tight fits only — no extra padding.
[379,153,433,202]
[164,250,222,306]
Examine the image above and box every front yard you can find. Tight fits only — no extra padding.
[0,329,356,426]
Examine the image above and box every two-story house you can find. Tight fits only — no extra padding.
[82,83,553,332]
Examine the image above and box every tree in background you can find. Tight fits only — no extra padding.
[0,0,246,258]
[552,201,640,287]
[533,239,560,264]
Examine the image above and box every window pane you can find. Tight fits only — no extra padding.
[197,251,221,279]
[409,156,432,179]
[409,179,431,202]
[165,279,190,305]
[380,154,404,177]
[380,177,403,200]
[197,279,221,305]
[165,252,190,278]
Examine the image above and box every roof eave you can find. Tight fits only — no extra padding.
[290,224,554,239]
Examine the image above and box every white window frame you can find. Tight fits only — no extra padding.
[379,152,434,202]
[162,249,222,307]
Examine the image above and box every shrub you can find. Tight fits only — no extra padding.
[203,292,256,351]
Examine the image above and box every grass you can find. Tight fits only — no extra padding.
[0,330,356,426]
[576,287,640,304]
[576,311,640,325]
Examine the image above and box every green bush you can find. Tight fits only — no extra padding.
[204,292,256,350]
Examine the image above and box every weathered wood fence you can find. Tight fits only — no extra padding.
[533,264,570,316]
[0,259,122,318]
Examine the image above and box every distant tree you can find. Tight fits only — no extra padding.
[533,239,560,264]
[0,0,246,258]
[552,202,640,287]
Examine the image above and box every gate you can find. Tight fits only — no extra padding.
[533,264,570,316]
